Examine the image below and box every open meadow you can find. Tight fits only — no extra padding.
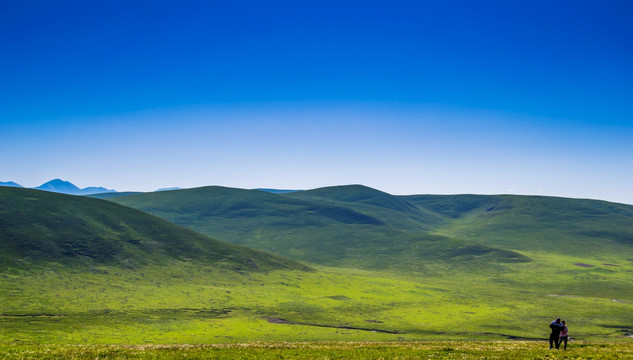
[2,188,632,358]
[1,341,632,359]
[1,261,632,344]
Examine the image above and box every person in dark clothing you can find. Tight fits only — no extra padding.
[549,317,565,349]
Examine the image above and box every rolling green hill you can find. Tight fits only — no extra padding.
[110,186,529,270]
[407,194,633,259]
[0,187,306,272]
[285,185,446,232]
[109,185,633,268]
[1,186,632,343]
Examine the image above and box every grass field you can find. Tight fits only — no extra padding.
[2,187,632,354]
[2,259,632,344]
[1,341,631,359]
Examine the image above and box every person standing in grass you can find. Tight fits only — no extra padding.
[559,320,569,350]
[549,317,565,349]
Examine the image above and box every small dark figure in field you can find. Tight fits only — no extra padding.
[549,317,565,350]
[559,320,569,350]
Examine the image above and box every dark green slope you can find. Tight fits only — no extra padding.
[111,186,384,227]
[109,186,528,269]
[110,186,394,266]
[408,194,633,258]
[404,194,503,219]
[285,185,446,232]
[0,187,307,272]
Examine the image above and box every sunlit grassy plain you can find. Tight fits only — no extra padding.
[2,187,632,358]
[2,255,632,359]
[2,254,632,345]
[2,341,632,359]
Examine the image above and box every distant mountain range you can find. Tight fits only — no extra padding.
[34,179,116,195]
[0,181,22,188]
[0,179,115,195]
[0,179,305,197]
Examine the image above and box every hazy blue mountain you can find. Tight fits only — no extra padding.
[35,179,81,193]
[0,181,22,188]
[34,179,116,195]
[81,186,116,195]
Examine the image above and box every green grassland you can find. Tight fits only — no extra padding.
[2,341,632,359]
[1,259,632,344]
[1,186,632,348]
[107,185,633,304]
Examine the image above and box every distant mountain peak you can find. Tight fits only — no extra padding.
[36,179,81,192]
[35,179,115,195]
[0,181,23,188]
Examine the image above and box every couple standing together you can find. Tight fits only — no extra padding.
[549,317,569,350]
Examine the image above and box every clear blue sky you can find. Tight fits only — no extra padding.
[1,1,632,203]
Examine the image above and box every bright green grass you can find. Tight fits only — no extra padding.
[1,254,632,344]
[4,187,632,348]
[1,341,631,359]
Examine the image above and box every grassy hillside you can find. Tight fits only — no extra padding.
[285,185,447,232]
[0,187,306,272]
[102,185,633,337]
[289,187,633,259]
[109,185,633,267]
[109,185,633,275]
[408,194,633,259]
[2,185,631,344]
[110,186,528,270]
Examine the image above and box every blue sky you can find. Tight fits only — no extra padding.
[1,1,632,203]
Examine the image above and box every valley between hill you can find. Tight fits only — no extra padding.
[1,186,632,343]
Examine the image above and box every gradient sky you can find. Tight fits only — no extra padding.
[1,1,632,204]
